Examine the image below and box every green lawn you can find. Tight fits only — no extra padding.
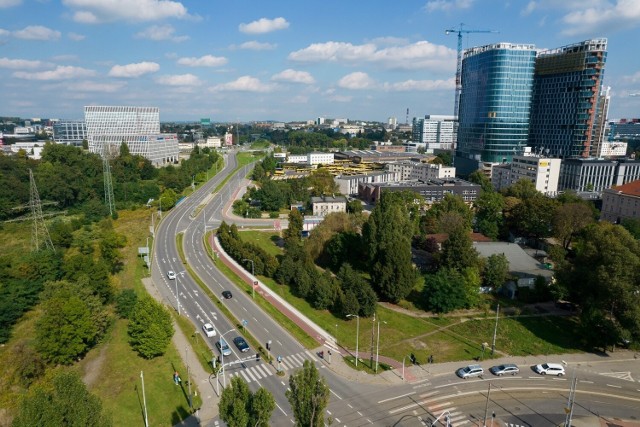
[238,230,284,257]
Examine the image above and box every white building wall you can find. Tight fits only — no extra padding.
[510,155,561,195]
[287,154,308,164]
[308,152,334,165]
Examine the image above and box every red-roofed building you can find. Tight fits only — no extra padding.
[601,180,640,223]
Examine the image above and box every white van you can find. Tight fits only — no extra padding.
[534,362,565,376]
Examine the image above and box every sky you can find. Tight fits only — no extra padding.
[1,0,639,123]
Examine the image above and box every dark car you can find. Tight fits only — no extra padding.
[489,363,520,376]
[222,290,233,299]
[233,336,250,352]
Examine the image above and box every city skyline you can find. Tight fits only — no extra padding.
[1,0,639,122]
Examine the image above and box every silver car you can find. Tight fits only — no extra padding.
[456,364,484,379]
[490,363,520,376]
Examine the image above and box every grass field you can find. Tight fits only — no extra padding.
[225,230,588,365]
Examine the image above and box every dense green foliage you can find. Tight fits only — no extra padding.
[127,296,174,359]
[218,376,275,427]
[286,360,330,427]
[218,222,279,277]
[12,369,111,427]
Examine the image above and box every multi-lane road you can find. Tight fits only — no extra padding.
[152,150,640,426]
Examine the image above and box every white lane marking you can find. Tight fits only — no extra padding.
[245,368,258,381]
[357,411,363,416]
[378,392,416,404]
[347,404,353,409]
[330,389,343,400]
[607,384,622,388]
[326,410,332,415]
[239,370,251,383]
[275,402,287,416]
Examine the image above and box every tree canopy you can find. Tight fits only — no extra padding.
[127,296,174,359]
[286,360,330,427]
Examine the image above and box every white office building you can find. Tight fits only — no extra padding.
[308,152,334,165]
[492,153,561,196]
[412,115,456,151]
[84,106,179,166]
[53,120,86,146]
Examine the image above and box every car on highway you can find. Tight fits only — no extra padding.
[534,362,565,376]
[456,364,484,379]
[489,363,520,376]
[216,337,232,357]
[167,270,176,280]
[202,323,216,338]
[233,336,250,352]
[222,290,233,299]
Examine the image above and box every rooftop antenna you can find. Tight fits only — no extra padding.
[29,169,55,252]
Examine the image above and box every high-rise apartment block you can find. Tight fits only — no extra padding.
[53,120,86,146]
[456,43,537,174]
[84,106,179,166]
[412,115,456,151]
[529,39,608,158]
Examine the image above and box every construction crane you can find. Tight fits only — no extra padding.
[445,23,498,120]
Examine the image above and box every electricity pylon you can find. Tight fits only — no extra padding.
[102,141,116,216]
[29,169,54,252]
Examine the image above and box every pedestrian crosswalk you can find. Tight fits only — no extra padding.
[226,350,318,383]
[599,371,635,382]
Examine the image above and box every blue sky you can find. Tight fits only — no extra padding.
[1,0,639,123]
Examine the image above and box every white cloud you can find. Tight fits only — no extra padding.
[239,17,289,34]
[177,55,227,67]
[0,29,9,38]
[271,69,315,84]
[622,71,640,83]
[236,41,277,50]
[155,73,201,86]
[68,32,85,41]
[210,76,275,92]
[368,36,409,46]
[338,72,375,90]
[109,61,160,78]
[73,80,126,92]
[424,0,474,12]
[13,25,61,41]
[135,24,189,42]
[382,78,455,91]
[521,1,537,15]
[62,0,190,23]
[0,57,47,69]
[328,94,352,103]
[561,0,640,36]
[13,65,96,80]
[289,40,455,71]
[0,0,21,8]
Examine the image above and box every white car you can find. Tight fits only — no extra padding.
[167,270,176,280]
[202,323,217,338]
[534,362,565,376]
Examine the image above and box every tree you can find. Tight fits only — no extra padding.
[250,387,276,427]
[308,168,337,196]
[483,254,509,289]
[475,191,504,240]
[362,192,417,302]
[553,202,594,250]
[286,360,330,427]
[502,178,539,199]
[128,296,174,359]
[422,268,468,313]
[468,170,494,193]
[35,285,98,365]
[284,208,303,243]
[621,218,640,239]
[346,199,363,214]
[13,369,111,427]
[440,224,478,271]
[219,376,250,427]
[509,195,558,240]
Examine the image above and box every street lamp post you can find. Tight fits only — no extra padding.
[347,314,359,367]
[376,319,387,373]
[140,371,149,427]
[491,304,499,355]
[402,356,406,381]
[218,328,235,392]
[242,259,255,299]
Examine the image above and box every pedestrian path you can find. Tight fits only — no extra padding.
[226,350,318,384]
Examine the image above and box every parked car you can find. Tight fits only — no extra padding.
[202,323,216,338]
[222,290,233,299]
[216,337,232,357]
[490,363,520,376]
[167,270,176,280]
[456,364,484,379]
[233,336,250,352]
[534,362,565,376]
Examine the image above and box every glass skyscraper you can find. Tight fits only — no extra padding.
[529,39,608,158]
[456,43,537,174]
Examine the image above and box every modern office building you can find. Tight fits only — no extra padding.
[84,106,178,166]
[455,43,537,175]
[590,86,611,157]
[53,120,86,146]
[601,180,640,223]
[529,39,608,158]
[412,115,456,151]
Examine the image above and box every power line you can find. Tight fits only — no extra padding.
[29,169,55,252]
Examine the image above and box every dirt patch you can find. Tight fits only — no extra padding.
[82,344,108,388]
